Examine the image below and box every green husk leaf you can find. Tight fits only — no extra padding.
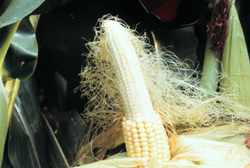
[220,1,250,107]
[0,0,44,28]
[201,0,230,94]
[200,38,220,93]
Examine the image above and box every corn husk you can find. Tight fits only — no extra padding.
[201,0,229,94]
[200,38,220,93]
[220,0,250,107]
[168,126,250,168]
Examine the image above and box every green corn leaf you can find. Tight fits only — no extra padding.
[8,78,47,168]
[0,21,20,74]
[0,21,20,168]
[5,79,20,128]
[0,78,7,168]
[0,0,44,28]
[42,112,69,168]
[2,17,38,81]
[31,0,66,15]
[42,109,85,167]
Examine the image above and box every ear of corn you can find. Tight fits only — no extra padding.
[102,20,170,168]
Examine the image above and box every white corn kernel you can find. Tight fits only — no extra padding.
[102,20,170,168]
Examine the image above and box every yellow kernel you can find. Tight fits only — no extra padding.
[141,142,148,147]
[133,139,140,143]
[157,159,162,164]
[143,162,149,168]
[158,154,163,159]
[131,128,138,134]
[127,132,132,137]
[157,120,163,125]
[132,134,139,139]
[155,135,161,140]
[140,137,148,143]
[147,132,155,138]
[127,137,133,142]
[131,122,136,128]
[122,122,126,128]
[148,138,156,143]
[126,120,132,126]
[126,126,131,132]
[154,130,161,135]
[139,133,147,138]
[145,128,153,133]
[149,143,156,148]
[142,147,149,152]
[157,144,163,149]
[123,130,127,134]
[159,127,165,132]
[135,118,143,123]
[149,152,157,157]
[163,153,169,159]
[128,146,134,150]
[144,156,150,161]
[142,152,149,157]
[135,153,141,157]
[135,147,141,153]
[144,123,152,128]
[134,142,140,148]
[152,124,158,130]
[156,140,162,144]
[149,147,157,152]
[157,149,163,154]
[137,123,144,128]
[164,144,169,150]
[131,153,136,157]
[127,141,133,146]
[138,128,145,133]
[143,117,150,123]
[162,159,168,164]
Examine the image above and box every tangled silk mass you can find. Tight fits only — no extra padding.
[75,15,250,168]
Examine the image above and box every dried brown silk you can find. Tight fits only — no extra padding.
[207,0,231,58]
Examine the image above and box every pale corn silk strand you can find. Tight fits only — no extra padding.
[76,15,250,167]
